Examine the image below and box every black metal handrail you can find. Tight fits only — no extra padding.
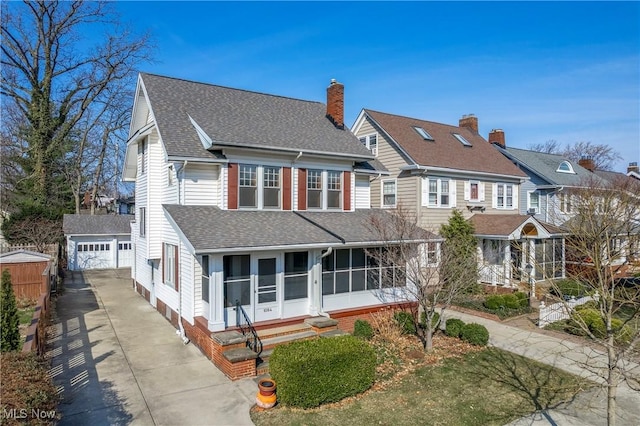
[236,302,263,357]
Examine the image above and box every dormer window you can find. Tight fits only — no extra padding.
[453,133,472,147]
[413,127,434,140]
[359,134,378,156]
[557,161,576,174]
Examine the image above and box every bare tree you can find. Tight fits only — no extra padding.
[563,142,622,171]
[1,1,152,210]
[552,174,640,425]
[367,207,478,351]
[528,139,562,154]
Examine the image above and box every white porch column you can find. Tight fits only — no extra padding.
[308,249,322,316]
[208,254,225,331]
[504,242,511,287]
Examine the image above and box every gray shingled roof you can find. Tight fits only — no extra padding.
[63,214,134,236]
[500,147,608,187]
[163,206,436,252]
[141,73,374,160]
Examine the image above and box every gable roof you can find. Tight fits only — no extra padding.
[498,147,608,187]
[63,214,134,236]
[163,205,436,254]
[0,250,51,264]
[470,214,565,238]
[139,73,374,161]
[360,109,526,178]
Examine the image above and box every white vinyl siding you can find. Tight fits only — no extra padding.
[354,175,371,209]
[183,164,219,206]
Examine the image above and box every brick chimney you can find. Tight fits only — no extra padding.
[458,114,478,134]
[488,129,506,148]
[578,156,596,172]
[326,79,344,129]
[628,162,639,174]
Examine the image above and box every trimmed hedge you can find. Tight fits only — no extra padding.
[484,295,504,311]
[353,319,374,340]
[269,335,376,408]
[514,292,529,308]
[445,318,465,338]
[460,323,490,346]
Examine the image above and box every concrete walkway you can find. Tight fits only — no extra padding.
[444,310,640,426]
[48,269,257,425]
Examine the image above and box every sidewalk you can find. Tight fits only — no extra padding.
[443,310,640,426]
[48,269,258,425]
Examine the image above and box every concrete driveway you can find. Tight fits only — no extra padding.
[48,269,257,425]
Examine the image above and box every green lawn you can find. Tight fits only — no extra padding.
[251,347,589,426]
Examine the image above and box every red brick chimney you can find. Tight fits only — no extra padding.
[628,162,639,174]
[488,129,506,148]
[458,114,478,134]
[326,79,344,129]
[578,156,596,172]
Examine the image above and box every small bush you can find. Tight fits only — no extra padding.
[420,311,440,330]
[502,294,521,310]
[445,318,465,338]
[393,311,416,335]
[353,319,374,340]
[514,292,529,308]
[484,295,504,311]
[574,300,598,311]
[461,323,490,346]
[269,335,376,408]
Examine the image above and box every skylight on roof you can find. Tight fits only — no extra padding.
[557,161,575,174]
[453,133,472,147]
[413,126,434,140]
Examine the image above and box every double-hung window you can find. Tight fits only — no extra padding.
[201,255,210,303]
[559,193,571,213]
[427,178,450,207]
[164,243,177,289]
[359,134,378,155]
[307,170,342,209]
[495,183,514,209]
[307,169,323,208]
[239,165,257,208]
[139,138,146,175]
[238,164,281,209]
[382,179,396,207]
[528,191,539,213]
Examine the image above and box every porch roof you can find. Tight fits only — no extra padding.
[470,214,566,239]
[163,206,437,254]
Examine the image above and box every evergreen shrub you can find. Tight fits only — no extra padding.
[269,335,376,408]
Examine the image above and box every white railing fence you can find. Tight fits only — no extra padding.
[538,293,599,328]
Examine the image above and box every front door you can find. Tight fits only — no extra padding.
[254,256,280,322]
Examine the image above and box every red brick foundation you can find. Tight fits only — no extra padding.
[328,301,416,332]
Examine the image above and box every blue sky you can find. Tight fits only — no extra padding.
[116,1,639,172]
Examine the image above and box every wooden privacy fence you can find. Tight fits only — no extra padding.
[538,294,597,328]
[1,261,54,300]
[22,291,50,355]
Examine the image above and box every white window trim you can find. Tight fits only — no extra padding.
[139,207,146,238]
[493,182,517,210]
[359,133,378,156]
[238,164,282,210]
[464,180,484,202]
[381,179,397,208]
[527,191,540,214]
[307,169,343,210]
[164,243,176,287]
[556,161,576,174]
[423,177,456,208]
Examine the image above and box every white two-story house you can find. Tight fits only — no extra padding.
[122,74,431,366]
[352,111,564,287]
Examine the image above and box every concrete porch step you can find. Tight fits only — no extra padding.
[260,330,317,351]
[256,322,313,340]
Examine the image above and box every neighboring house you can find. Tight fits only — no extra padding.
[0,250,55,299]
[626,162,640,181]
[116,196,136,215]
[63,214,134,271]
[351,111,560,287]
[121,74,431,377]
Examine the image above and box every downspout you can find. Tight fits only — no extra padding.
[175,160,188,205]
[176,240,190,345]
[316,247,334,317]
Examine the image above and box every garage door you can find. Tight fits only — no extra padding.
[117,241,133,268]
[76,242,113,270]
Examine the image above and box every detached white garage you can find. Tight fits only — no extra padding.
[63,214,134,271]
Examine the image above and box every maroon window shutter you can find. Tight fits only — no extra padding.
[282,167,292,210]
[297,168,307,210]
[343,171,351,211]
[174,245,179,292]
[228,163,238,209]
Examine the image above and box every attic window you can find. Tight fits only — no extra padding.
[413,127,434,140]
[453,133,472,147]
[557,161,575,174]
